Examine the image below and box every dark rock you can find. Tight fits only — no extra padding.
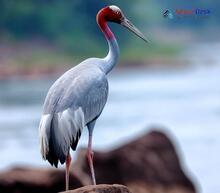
[60,184,132,193]
[73,130,196,193]
[0,130,197,193]
[0,167,82,193]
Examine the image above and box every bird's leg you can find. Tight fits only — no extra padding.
[87,134,96,185]
[65,153,72,191]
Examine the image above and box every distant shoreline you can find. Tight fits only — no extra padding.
[0,58,191,80]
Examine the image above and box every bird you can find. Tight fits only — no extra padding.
[39,5,148,191]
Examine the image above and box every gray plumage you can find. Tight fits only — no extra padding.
[39,6,148,190]
[39,59,108,167]
[39,37,119,167]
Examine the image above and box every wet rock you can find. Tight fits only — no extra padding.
[60,184,132,193]
[0,167,82,193]
[73,130,196,193]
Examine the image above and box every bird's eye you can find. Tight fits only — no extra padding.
[115,11,121,16]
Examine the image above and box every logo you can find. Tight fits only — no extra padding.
[163,8,211,19]
[163,10,174,19]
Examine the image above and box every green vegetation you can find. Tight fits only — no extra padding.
[0,0,218,73]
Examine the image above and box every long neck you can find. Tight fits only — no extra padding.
[97,13,120,74]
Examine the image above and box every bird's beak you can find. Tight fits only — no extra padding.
[121,18,149,43]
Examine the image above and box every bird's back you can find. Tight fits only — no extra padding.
[39,58,108,167]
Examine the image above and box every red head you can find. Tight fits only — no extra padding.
[97,5,124,24]
[97,5,149,42]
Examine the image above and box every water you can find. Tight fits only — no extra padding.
[0,45,220,193]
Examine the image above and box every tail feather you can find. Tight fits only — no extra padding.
[39,107,85,167]
[39,114,52,159]
[47,139,59,167]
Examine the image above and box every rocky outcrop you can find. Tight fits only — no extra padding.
[0,167,82,193]
[73,131,196,193]
[0,130,197,193]
[60,184,132,193]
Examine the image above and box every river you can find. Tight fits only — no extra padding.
[0,44,219,193]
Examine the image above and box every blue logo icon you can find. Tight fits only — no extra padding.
[163,10,174,19]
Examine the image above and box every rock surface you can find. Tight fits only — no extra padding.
[0,130,197,193]
[60,184,132,193]
[73,130,196,193]
[0,167,82,193]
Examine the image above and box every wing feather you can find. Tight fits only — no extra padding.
[39,63,108,166]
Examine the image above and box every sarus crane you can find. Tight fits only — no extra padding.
[39,5,148,191]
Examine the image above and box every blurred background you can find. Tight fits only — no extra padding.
[0,0,219,193]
